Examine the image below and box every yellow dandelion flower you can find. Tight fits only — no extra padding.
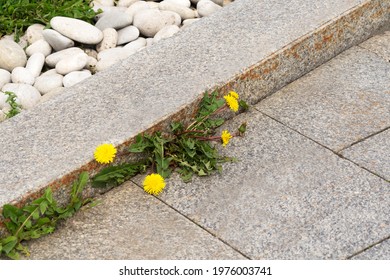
[143,173,166,195]
[221,130,232,147]
[229,91,239,100]
[224,94,239,112]
[94,143,117,164]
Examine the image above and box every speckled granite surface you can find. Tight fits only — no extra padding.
[15,27,390,260]
[256,46,390,153]
[1,0,388,215]
[25,181,246,260]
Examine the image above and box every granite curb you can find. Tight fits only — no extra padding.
[0,0,389,234]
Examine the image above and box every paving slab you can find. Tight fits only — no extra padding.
[360,28,390,62]
[352,238,390,259]
[341,128,390,181]
[24,181,245,260]
[256,46,390,152]
[130,109,390,259]
[1,0,389,232]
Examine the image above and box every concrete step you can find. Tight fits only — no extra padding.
[0,0,389,237]
[24,29,390,259]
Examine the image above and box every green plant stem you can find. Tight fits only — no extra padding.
[186,104,228,131]
[14,207,38,238]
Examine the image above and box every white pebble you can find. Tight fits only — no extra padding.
[95,11,133,30]
[2,83,41,109]
[63,71,92,87]
[159,1,197,20]
[97,28,118,52]
[124,37,147,52]
[117,26,140,45]
[25,53,45,78]
[153,25,180,43]
[0,40,27,72]
[42,29,75,51]
[26,24,45,44]
[117,0,139,7]
[197,0,222,17]
[56,53,89,75]
[133,9,179,37]
[34,73,64,95]
[25,39,52,57]
[126,1,150,18]
[11,67,35,85]
[51,16,103,44]
[0,69,11,89]
[45,47,84,68]
[165,0,191,7]
[92,0,115,6]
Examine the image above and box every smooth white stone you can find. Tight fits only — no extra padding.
[126,1,150,18]
[212,0,224,5]
[133,9,178,37]
[26,24,45,44]
[146,1,159,8]
[191,0,222,4]
[96,28,118,52]
[1,35,15,41]
[55,53,89,75]
[40,69,59,77]
[161,11,182,26]
[25,39,52,57]
[153,25,180,43]
[159,1,197,20]
[117,26,140,45]
[0,40,27,72]
[34,73,64,95]
[197,0,222,17]
[95,11,133,30]
[25,53,45,78]
[45,47,84,67]
[93,5,128,19]
[2,83,41,109]
[96,47,133,71]
[146,38,154,47]
[117,0,139,7]
[11,67,35,85]
[51,16,103,44]
[92,0,115,6]
[42,29,75,51]
[38,87,64,104]
[124,37,147,52]
[17,34,29,49]
[182,18,200,26]
[63,71,92,87]
[0,69,11,89]
[165,0,191,7]
[0,91,10,110]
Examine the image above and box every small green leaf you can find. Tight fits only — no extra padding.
[1,236,17,254]
[171,122,183,133]
[2,204,22,223]
[238,122,247,134]
[239,100,249,111]
[198,169,207,176]
[129,134,153,153]
[32,209,40,220]
[45,188,53,204]
[39,201,48,215]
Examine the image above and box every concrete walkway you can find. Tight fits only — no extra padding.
[24,28,390,260]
